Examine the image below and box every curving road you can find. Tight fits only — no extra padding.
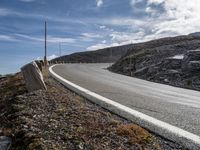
[52,63,200,136]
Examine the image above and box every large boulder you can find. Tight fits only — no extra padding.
[134,67,149,76]
[21,61,47,92]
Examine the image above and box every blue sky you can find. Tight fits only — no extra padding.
[0,0,200,74]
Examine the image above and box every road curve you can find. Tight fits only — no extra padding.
[52,63,200,136]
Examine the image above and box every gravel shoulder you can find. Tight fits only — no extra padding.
[0,71,187,150]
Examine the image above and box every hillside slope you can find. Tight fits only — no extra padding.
[109,35,200,91]
[0,72,185,149]
[51,44,133,63]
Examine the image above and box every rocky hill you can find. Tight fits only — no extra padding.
[189,32,200,36]
[51,44,133,63]
[109,35,200,91]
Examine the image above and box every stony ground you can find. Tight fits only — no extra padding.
[0,71,187,150]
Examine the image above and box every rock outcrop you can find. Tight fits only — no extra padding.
[182,50,200,72]
[110,35,200,91]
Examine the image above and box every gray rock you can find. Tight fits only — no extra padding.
[164,78,169,83]
[165,69,180,74]
[163,57,182,70]
[187,61,200,71]
[21,61,47,92]
[134,67,149,76]
[182,49,200,72]
[0,136,12,150]
[146,65,159,74]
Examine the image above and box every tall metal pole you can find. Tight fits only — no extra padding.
[59,42,61,57]
[44,21,47,67]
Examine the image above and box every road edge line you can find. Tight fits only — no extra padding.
[49,64,200,150]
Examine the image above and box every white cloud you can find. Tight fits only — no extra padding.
[130,0,143,6]
[36,57,41,61]
[147,0,164,5]
[110,32,131,43]
[98,25,114,32]
[96,0,103,7]
[87,43,120,51]
[100,18,146,27]
[48,36,76,43]
[81,33,102,38]
[80,33,102,42]
[37,54,58,61]
[149,0,200,35]
[0,7,87,27]
[0,8,10,16]
[99,25,106,29]
[93,0,200,49]
[0,7,36,18]
[47,54,58,60]
[15,34,76,43]
[20,0,35,2]
[87,30,146,51]
[15,34,43,42]
[87,43,108,50]
[102,40,106,44]
[0,35,18,42]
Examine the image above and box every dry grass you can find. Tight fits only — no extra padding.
[42,67,49,79]
[116,124,152,144]
[0,73,27,99]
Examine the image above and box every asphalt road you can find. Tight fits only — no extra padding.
[52,63,200,136]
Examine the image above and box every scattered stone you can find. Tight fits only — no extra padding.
[134,67,149,76]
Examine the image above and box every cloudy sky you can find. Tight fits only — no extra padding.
[0,0,200,74]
